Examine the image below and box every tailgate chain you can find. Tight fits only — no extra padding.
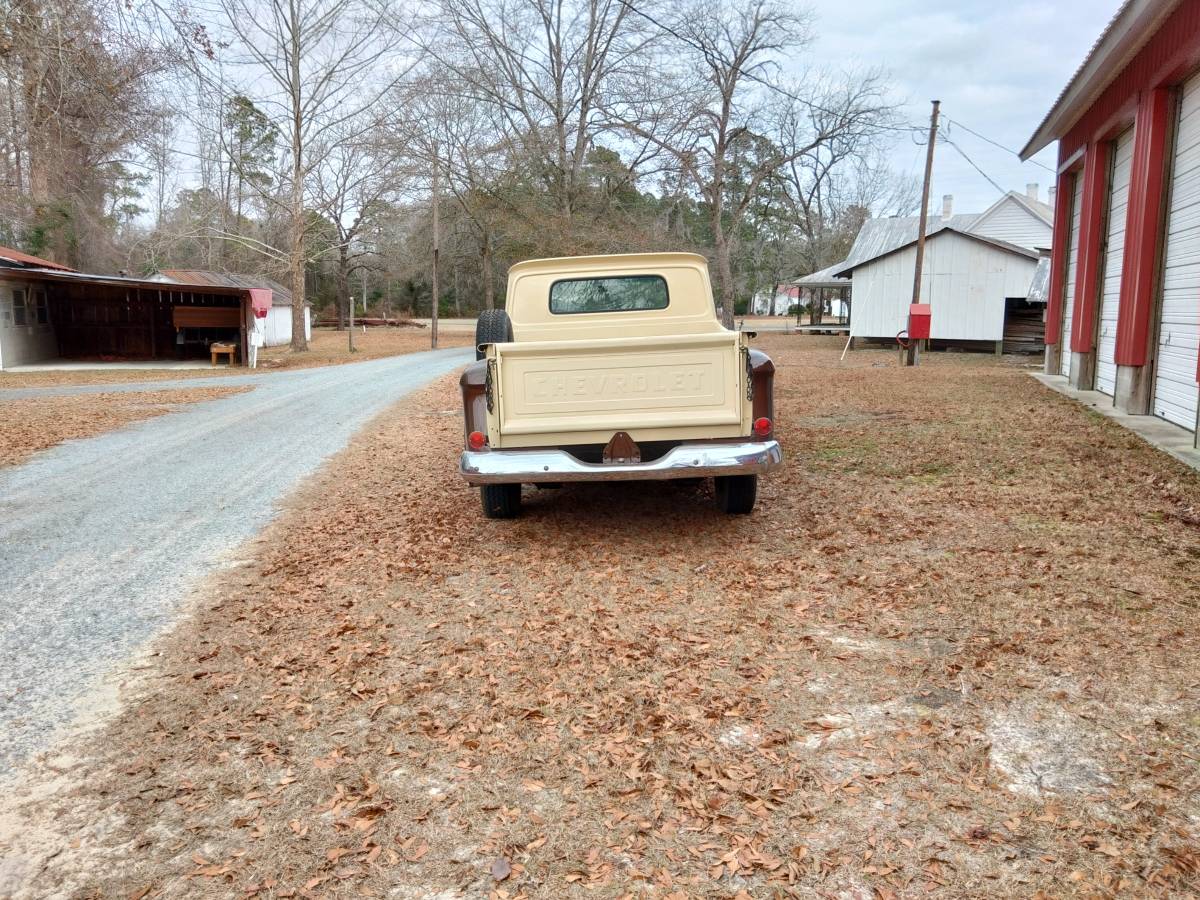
[485,359,497,413]
[742,346,754,402]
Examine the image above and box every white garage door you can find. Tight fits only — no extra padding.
[1095,128,1135,395]
[1155,76,1200,432]
[1061,173,1085,378]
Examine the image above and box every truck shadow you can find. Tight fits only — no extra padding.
[514,478,743,524]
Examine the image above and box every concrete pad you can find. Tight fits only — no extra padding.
[1031,373,1200,472]
[6,360,212,372]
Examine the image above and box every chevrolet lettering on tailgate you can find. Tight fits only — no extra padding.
[458,253,781,518]
[526,365,708,402]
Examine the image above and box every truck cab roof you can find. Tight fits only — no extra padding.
[506,252,725,342]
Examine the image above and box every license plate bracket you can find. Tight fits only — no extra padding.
[602,431,641,464]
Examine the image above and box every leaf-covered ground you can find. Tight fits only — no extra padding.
[0,328,472,389]
[255,328,473,370]
[3,336,1199,898]
[0,386,249,467]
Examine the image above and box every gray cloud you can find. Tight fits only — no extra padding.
[795,0,1122,212]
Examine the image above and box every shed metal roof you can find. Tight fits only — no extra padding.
[153,269,293,305]
[792,262,850,289]
[0,266,250,296]
[1025,256,1052,304]
[834,227,1039,278]
[0,245,74,272]
[840,213,982,271]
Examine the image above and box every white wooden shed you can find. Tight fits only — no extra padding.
[836,228,1040,344]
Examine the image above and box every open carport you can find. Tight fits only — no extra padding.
[0,252,272,370]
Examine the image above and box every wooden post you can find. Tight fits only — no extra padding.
[908,100,941,367]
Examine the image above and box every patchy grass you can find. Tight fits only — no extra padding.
[2,336,1199,898]
[0,386,249,468]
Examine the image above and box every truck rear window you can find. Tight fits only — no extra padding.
[549,275,669,314]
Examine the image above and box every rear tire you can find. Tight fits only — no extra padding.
[481,483,521,518]
[475,309,513,360]
[714,475,757,514]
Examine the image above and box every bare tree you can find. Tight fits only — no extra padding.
[392,74,512,311]
[310,119,402,343]
[620,0,893,326]
[212,0,416,350]
[425,0,660,248]
[1,0,169,267]
[781,117,919,278]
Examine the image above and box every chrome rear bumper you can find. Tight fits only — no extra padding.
[460,440,782,485]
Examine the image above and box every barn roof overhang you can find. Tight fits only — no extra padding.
[0,249,74,271]
[0,268,279,321]
[1021,0,1180,159]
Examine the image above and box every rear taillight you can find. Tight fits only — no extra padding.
[468,431,487,451]
[753,417,772,439]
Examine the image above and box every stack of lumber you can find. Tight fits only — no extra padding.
[1003,308,1045,354]
[314,316,426,329]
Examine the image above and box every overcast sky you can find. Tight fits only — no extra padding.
[797,0,1122,214]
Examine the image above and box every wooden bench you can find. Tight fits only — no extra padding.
[210,342,238,367]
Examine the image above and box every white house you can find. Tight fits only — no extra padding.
[828,187,1053,350]
[152,270,310,347]
[970,189,1054,249]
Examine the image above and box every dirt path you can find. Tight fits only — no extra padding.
[2,337,1199,898]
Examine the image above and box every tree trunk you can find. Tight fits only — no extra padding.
[481,230,495,311]
[285,2,307,352]
[288,175,307,351]
[711,216,736,329]
[289,230,306,351]
[335,248,350,331]
[453,259,462,317]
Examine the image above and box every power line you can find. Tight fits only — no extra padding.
[940,134,1005,195]
[942,116,1055,173]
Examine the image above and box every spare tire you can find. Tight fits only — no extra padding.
[475,309,513,360]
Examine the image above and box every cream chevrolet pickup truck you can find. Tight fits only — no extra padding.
[458,253,781,518]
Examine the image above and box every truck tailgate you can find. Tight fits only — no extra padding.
[489,332,748,447]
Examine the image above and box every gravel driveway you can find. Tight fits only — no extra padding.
[0,347,471,773]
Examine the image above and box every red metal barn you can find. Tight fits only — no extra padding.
[1024,0,1200,443]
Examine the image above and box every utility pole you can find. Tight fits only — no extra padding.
[431,147,440,350]
[908,99,940,367]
